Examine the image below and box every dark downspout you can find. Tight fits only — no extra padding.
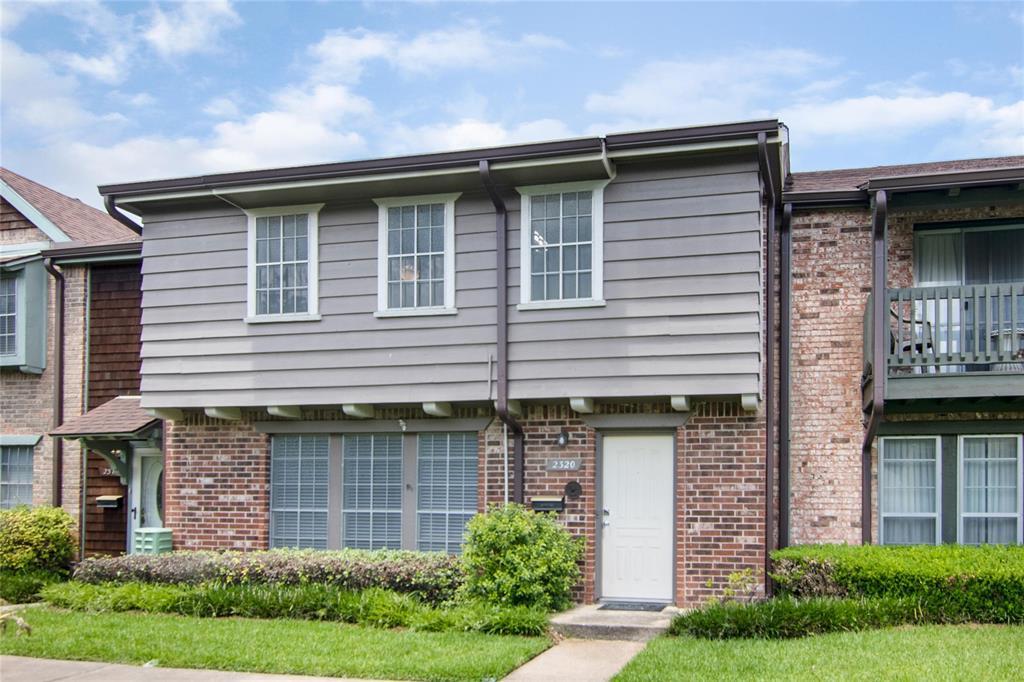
[756,133,776,591]
[43,258,65,507]
[861,190,888,544]
[479,160,526,504]
[779,203,792,548]
[103,195,142,235]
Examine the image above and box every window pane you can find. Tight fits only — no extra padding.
[578,215,592,241]
[417,433,478,554]
[531,274,545,301]
[563,273,577,299]
[532,195,546,219]
[883,517,936,545]
[401,206,415,228]
[430,204,444,225]
[964,517,1017,545]
[531,219,546,246]
[577,191,592,214]
[562,193,577,216]
[0,276,14,356]
[388,207,400,229]
[546,274,559,300]
[270,436,329,549]
[431,226,444,252]
[578,272,592,298]
[342,434,403,550]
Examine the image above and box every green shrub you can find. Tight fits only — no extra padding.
[0,568,64,604]
[73,549,463,605]
[771,544,1024,623]
[41,581,548,636]
[0,506,76,574]
[461,504,583,611]
[671,596,925,639]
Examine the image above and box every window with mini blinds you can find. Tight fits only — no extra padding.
[269,432,477,554]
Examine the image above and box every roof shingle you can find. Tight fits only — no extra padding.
[51,396,158,438]
[1,167,139,245]
[788,156,1024,193]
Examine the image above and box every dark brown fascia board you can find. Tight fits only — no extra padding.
[782,189,869,208]
[98,119,782,198]
[41,241,142,261]
[862,167,1024,192]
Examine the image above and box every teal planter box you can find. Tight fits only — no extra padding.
[133,528,173,554]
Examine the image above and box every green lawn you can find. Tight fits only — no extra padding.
[615,625,1024,682]
[0,607,549,682]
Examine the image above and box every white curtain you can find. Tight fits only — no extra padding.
[915,232,962,286]
[881,438,938,544]
[962,437,1019,545]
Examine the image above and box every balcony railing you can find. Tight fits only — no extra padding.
[864,283,1024,404]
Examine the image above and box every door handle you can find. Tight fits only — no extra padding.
[130,506,137,520]
[602,508,610,527]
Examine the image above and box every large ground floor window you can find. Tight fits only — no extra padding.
[879,434,1023,545]
[270,432,478,553]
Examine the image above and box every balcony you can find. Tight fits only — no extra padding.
[863,283,1024,410]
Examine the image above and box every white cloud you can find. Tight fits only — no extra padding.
[385,117,574,155]
[59,44,132,83]
[143,0,241,58]
[203,95,241,118]
[585,49,828,125]
[309,23,566,83]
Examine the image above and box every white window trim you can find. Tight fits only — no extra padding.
[373,193,460,316]
[878,436,942,546]
[244,203,324,323]
[516,179,609,309]
[957,434,1024,545]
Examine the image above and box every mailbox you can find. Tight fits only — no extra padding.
[96,495,123,509]
[530,495,565,513]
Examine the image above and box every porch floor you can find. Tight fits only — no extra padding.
[549,603,678,641]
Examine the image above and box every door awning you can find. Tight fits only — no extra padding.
[51,396,159,439]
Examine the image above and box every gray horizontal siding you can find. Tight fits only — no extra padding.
[139,152,762,408]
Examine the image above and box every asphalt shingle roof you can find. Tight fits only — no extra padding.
[51,396,158,438]
[788,156,1024,193]
[1,167,139,245]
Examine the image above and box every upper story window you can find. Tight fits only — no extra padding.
[0,275,15,356]
[245,204,323,323]
[517,180,608,309]
[373,193,459,317]
[0,261,46,373]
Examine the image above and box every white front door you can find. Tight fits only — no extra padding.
[600,433,674,602]
[128,447,165,552]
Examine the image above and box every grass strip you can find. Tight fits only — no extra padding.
[0,607,550,682]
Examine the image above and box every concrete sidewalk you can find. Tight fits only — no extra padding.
[0,657,398,682]
[502,639,646,682]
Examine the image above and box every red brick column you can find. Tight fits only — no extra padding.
[678,401,766,607]
[163,413,270,550]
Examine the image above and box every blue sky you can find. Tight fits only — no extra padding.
[2,1,1022,207]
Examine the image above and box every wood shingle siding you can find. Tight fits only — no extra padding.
[137,151,763,408]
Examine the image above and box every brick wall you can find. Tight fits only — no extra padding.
[166,400,768,607]
[163,413,271,550]
[789,202,1024,544]
[0,261,86,529]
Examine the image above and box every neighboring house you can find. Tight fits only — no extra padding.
[0,168,144,557]
[784,158,1024,549]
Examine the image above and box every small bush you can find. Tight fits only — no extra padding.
[461,504,584,611]
[672,596,925,639]
[73,548,463,605]
[0,568,64,604]
[771,544,1024,623]
[0,506,76,574]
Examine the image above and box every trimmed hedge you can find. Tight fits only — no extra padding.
[771,544,1024,623]
[41,581,549,636]
[461,504,584,611]
[0,506,76,574]
[671,596,925,639]
[73,549,463,605]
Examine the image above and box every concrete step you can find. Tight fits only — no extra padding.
[549,604,678,642]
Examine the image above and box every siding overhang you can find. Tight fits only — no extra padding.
[101,120,786,216]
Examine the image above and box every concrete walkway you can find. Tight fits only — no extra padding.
[0,657,397,682]
[503,639,646,682]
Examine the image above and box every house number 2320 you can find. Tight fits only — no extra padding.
[546,458,581,471]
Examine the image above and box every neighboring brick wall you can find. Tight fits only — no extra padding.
[82,262,143,556]
[163,413,271,551]
[0,263,87,529]
[789,202,1024,544]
